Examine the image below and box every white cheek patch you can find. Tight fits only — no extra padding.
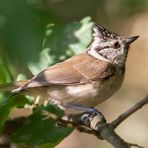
[88,48,110,62]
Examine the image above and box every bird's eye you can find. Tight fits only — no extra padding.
[113,42,120,49]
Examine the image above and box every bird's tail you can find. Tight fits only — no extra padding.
[0,80,29,92]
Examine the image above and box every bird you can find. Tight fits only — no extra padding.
[0,24,139,120]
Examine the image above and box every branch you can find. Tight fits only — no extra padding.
[111,95,148,128]
[42,112,144,148]
[2,95,148,148]
[42,95,148,148]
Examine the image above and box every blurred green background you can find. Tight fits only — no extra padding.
[0,0,148,78]
[0,0,148,147]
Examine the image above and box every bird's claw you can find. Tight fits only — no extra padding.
[81,108,106,126]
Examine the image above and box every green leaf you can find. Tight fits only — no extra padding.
[0,59,14,132]
[0,57,32,132]
[12,104,73,146]
[0,95,29,133]
[28,17,93,75]
[0,60,13,83]
[0,0,51,64]
[41,143,56,148]
[16,73,27,81]
[0,62,12,105]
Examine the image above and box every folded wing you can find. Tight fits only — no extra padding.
[13,53,115,92]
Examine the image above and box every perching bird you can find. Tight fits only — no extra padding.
[0,24,139,118]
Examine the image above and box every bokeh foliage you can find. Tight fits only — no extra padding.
[0,0,148,147]
[0,0,93,146]
[12,104,73,146]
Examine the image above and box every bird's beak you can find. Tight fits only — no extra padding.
[126,36,139,45]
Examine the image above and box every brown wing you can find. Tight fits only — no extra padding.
[72,54,115,81]
[17,53,115,90]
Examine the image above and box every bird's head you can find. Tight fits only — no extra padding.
[87,24,139,66]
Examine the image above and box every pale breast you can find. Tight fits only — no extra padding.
[45,67,124,107]
[22,67,125,108]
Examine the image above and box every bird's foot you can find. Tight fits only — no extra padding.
[65,104,106,126]
[80,108,106,126]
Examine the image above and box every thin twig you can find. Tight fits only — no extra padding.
[111,95,148,129]
[127,143,145,148]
